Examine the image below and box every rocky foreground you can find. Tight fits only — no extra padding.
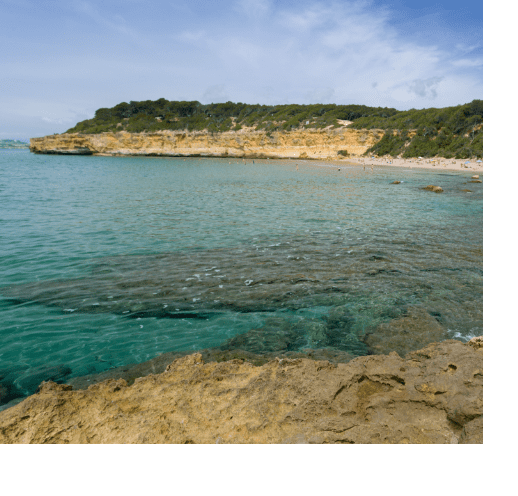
[0,337,482,444]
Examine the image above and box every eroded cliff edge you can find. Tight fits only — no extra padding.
[30,128,383,159]
[0,337,482,444]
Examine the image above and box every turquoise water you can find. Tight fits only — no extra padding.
[0,150,482,404]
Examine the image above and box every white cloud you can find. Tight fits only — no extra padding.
[304,88,335,102]
[408,77,443,99]
[234,0,271,20]
[158,1,480,109]
[73,0,138,38]
[203,84,229,103]
[451,58,483,68]
[0,0,482,137]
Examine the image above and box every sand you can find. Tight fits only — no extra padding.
[344,156,483,173]
[243,156,483,173]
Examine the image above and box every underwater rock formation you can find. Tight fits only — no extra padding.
[423,185,444,193]
[364,306,448,356]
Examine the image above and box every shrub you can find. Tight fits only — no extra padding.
[62,98,481,158]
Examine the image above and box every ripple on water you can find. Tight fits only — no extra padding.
[0,153,482,403]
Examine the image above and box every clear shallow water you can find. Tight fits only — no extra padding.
[0,151,482,404]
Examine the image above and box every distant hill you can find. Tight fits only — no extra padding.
[66,99,482,159]
[0,139,29,149]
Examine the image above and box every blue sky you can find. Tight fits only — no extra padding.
[1,0,482,139]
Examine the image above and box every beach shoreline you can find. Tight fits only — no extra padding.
[29,132,483,174]
[228,155,483,174]
[80,153,483,175]
[343,156,483,173]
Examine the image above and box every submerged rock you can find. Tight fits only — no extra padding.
[0,365,25,406]
[0,379,22,407]
[17,365,72,394]
[391,180,401,184]
[364,306,448,356]
[220,317,303,354]
[0,339,483,444]
[422,185,443,193]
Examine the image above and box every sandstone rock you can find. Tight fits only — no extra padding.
[30,129,384,161]
[472,175,479,179]
[0,339,482,444]
[364,306,448,356]
[423,185,443,193]
[66,346,356,391]
[459,416,483,444]
[469,180,482,183]
[467,335,483,350]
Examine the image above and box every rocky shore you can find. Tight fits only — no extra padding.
[0,337,482,444]
[29,128,384,159]
[29,129,483,172]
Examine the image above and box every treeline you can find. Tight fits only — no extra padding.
[66,100,398,134]
[65,98,482,158]
[358,99,483,159]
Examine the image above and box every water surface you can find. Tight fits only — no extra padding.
[0,151,482,404]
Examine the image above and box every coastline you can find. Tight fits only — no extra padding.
[283,156,482,173]
[0,149,481,443]
[0,337,483,444]
[345,156,483,173]
[29,130,483,173]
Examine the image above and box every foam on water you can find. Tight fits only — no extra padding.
[0,152,482,403]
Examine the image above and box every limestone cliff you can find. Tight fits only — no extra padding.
[0,338,482,444]
[30,128,383,159]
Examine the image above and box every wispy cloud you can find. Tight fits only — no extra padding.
[171,0,480,109]
[203,84,229,103]
[234,0,271,19]
[0,0,482,137]
[408,77,443,99]
[451,58,483,68]
[73,1,138,38]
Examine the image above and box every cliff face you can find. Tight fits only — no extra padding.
[30,128,383,159]
[0,338,482,444]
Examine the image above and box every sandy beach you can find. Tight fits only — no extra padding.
[345,156,483,173]
[245,155,483,174]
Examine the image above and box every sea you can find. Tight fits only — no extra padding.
[0,150,483,407]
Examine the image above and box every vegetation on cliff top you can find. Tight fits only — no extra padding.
[66,99,482,158]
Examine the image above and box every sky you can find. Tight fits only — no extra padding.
[1,0,482,139]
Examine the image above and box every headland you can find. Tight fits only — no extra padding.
[30,98,483,168]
